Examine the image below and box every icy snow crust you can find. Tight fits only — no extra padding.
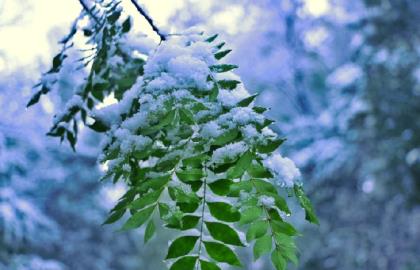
[98,33,301,197]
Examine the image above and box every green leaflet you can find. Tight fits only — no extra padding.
[182,153,209,168]
[170,256,198,270]
[240,206,263,225]
[200,260,221,270]
[88,119,110,132]
[138,174,170,192]
[205,221,244,246]
[103,209,125,225]
[208,179,233,196]
[248,163,273,178]
[212,128,239,146]
[176,168,204,182]
[203,241,241,266]
[130,188,163,210]
[253,234,272,260]
[205,34,218,43]
[271,250,287,270]
[144,220,156,243]
[218,79,240,90]
[237,93,259,107]
[207,202,241,222]
[228,181,253,197]
[257,138,286,154]
[210,64,238,73]
[271,220,299,236]
[179,108,195,124]
[120,205,154,231]
[227,151,254,179]
[214,49,232,60]
[166,235,199,259]
[246,220,269,242]
[294,185,319,225]
[121,17,131,33]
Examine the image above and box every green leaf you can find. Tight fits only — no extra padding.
[253,106,267,114]
[257,139,286,154]
[142,110,176,135]
[179,108,195,124]
[228,181,253,197]
[170,256,198,270]
[281,246,299,266]
[168,187,200,204]
[138,174,170,192]
[205,34,218,43]
[209,83,219,101]
[205,221,244,246]
[254,234,272,260]
[166,235,199,259]
[240,206,263,225]
[107,10,121,24]
[203,241,241,266]
[214,49,232,60]
[253,179,277,194]
[51,53,66,72]
[246,220,269,242]
[271,250,287,270]
[271,220,298,236]
[89,119,110,132]
[180,215,200,230]
[144,220,156,243]
[212,129,239,146]
[215,42,225,50]
[176,168,204,182]
[120,205,154,231]
[200,260,221,270]
[130,188,162,210]
[237,94,258,107]
[27,88,47,107]
[122,17,132,33]
[207,202,240,222]
[210,64,238,73]
[248,163,273,178]
[208,179,233,196]
[218,79,240,90]
[293,185,319,225]
[103,209,125,225]
[227,151,254,179]
[66,131,76,151]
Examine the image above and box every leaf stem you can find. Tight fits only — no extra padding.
[78,0,100,24]
[196,165,208,269]
[129,0,166,41]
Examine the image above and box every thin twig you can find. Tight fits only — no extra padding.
[129,0,166,41]
[78,0,100,24]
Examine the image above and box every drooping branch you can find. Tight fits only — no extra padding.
[78,0,100,24]
[129,0,166,41]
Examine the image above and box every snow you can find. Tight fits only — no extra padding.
[263,153,301,187]
[143,37,215,92]
[258,195,275,208]
[217,84,250,107]
[220,107,264,126]
[201,121,223,138]
[212,141,248,164]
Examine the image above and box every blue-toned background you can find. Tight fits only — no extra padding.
[0,0,419,269]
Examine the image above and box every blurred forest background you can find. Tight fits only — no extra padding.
[0,0,419,269]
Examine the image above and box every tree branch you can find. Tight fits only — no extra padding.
[129,0,166,41]
[78,0,100,24]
